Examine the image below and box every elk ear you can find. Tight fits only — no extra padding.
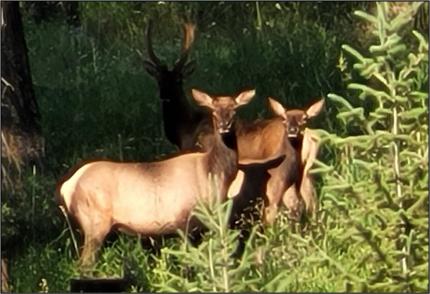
[306,98,325,119]
[268,97,287,120]
[192,89,213,108]
[235,89,256,106]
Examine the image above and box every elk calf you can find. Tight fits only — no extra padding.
[232,112,299,225]
[56,89,255,267]
[268,97,324,219]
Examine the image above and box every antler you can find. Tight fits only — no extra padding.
[145,20,163,67]
[173,23,195,72]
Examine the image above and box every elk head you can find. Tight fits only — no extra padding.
[268,97,325,138]
[143,20,196,93]
[192,89,256,134]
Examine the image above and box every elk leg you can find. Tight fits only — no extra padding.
[80,235,103,269]
[263,199,279,225]
[263,176,285,225]
[300,174,317,216]
[300,129,320,217]
[230,228,250,260]
[282,183,303,222]
[227,170,245,199]
[78,216,111,269]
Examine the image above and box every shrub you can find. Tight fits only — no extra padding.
[312,2,428,291]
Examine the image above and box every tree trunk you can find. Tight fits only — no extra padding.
[1,1,44,190]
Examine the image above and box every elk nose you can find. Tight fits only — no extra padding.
[219,121,231,133]
[288,126,299,135]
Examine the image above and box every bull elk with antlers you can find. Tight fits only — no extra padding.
[56,88,256,267]
[143,21,208,150]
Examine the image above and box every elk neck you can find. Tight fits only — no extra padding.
[289,133,304,151]
[288,132,305,184]
[159,81,191,114]
[206,121,239,194]
[159,82,194,144]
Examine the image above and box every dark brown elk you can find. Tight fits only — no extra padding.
[228,154,286,258]
[267,97,325,219]
[143,21,208,150]
[56,88,255,267]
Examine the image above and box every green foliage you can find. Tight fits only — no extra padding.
[312,2,428,291]
[9,240,78,292]
[1,167,61,251]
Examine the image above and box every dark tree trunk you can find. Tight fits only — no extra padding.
[2,1,40,132]
[1,1,44,190]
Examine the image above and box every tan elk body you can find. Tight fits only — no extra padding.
[56,89,255,266]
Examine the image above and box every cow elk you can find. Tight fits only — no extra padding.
[268,97,325,219]
[143,21,208,150]
[56,88,255,267]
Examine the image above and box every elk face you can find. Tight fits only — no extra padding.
[268,97,325,138]
[192,89,256,134]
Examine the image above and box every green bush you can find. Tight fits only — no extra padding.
[312,2,428,291]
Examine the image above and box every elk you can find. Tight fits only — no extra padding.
[232,112,300,224]
[143,21,208,150]
[228,97,324,225]
[228,154,286,258]
[267,97,325,220]
[56,88,256,267]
